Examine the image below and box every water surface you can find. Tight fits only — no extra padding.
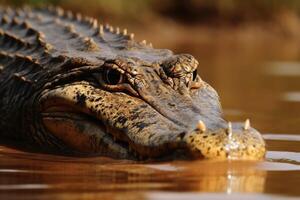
[1,30,300,200]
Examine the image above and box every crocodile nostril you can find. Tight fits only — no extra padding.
[168,102,176,107]
[192,69,198,81]
[177,132,186,140]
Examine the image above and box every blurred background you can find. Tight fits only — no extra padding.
[1,0,300,134]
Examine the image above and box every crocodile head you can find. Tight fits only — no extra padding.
[39,54,265,160]
[0,7,265,160]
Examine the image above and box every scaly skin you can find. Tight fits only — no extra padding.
[0,6,265,160]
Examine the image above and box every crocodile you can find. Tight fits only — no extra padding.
[0,6,265,160]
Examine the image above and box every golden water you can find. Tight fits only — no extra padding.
[1,36,300,200]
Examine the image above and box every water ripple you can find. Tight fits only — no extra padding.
[263,134,300,142]
[266,151,300,163]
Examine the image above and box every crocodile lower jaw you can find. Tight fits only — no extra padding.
[41,108,134,158]
[41,108,189,160]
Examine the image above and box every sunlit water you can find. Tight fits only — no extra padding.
[1,32,300,200]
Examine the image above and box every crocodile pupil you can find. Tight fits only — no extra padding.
[104,69,122,85]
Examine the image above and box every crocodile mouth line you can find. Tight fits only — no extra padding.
[41,103,191,160]
[41,105,137,158]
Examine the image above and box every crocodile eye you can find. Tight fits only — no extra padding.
[192,69,198,81]
[103,68,124,85]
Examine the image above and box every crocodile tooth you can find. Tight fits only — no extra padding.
[244,119,250,130]
[227,122,232,137]
[197,120,206,132]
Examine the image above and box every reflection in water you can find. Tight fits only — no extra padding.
[190,162,266,193]
[0,145,268,198]
[4,144,300,199]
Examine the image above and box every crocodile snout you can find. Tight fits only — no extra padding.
[184,120,266,160]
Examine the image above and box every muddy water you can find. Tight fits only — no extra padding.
[1,37,300,200]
